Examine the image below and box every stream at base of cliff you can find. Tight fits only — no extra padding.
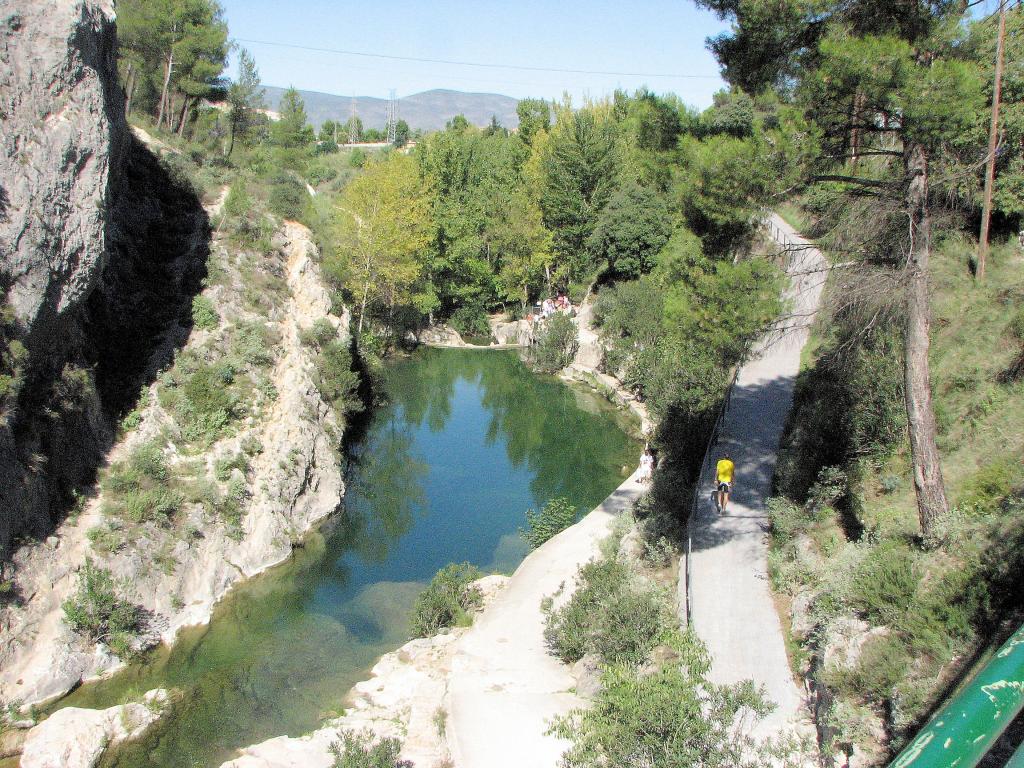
[52,347,640,768]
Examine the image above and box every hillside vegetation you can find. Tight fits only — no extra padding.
[769,231,1024,762]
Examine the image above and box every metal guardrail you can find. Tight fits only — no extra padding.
[888,622,1024,768]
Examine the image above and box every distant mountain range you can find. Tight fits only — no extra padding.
[259,86,520,133]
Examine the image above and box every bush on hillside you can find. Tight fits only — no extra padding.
[521,497,577,549]
[300,320,363,418]
[775,322,905,503]
[549,629,801,768]
[191,295,220,330]
[449,304,491,339]
[62,559,143,659]
[544,556,668,667]
[329,730,410,768]
[410,563,484,637]
[849,541,917,626]
[268,174,310,222]
[102,441,183,527]
[531,313,578,373]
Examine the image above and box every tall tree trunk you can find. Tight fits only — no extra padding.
[157,50,174,128]
[358,282,369,336]
[903,141,950,543]
[165,92,176,130]
[850,90,865,169]
[124,63,136,115]
[177,97,189,137]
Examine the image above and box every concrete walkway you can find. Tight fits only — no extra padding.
[683,214,828,740]
[448,472,645,768]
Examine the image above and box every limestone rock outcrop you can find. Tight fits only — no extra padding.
[0,0,125,553]
[0,220,348,706]
[20,689,168,768]
[221,575,511,768]
[0,1,209,558]
[0,0,125,357]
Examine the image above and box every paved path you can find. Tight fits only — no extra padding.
[448,472,645,768]
[683,214,828,740]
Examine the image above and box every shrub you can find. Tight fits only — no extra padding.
[62,559,142,658]
[307,163,338,185]
[766,496,807,545]
[268,174,310,222]
[130,441,169,483]
[87,523,124,554]
[589,587,669,666]
[329,729,410,768]
[531,313,578,373]
[544,557,667,666]
[549,630,784,768]
[122,488,181,525]
[449,304,491,339]
[521,497,577,549]
[849,541,917,626]
[214,452,249,482]
[217,475,249,535]
[172,362,239,444]
[301,318,338,348]
[830,633,909,700]
[641,535,675,568]
[103,442,181,526]
[191,296,220,330]
[230,321,276,368]
[301,328,362,418]
[410,563,483,637]
[349,149,367,168]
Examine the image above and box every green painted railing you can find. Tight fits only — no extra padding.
[889,623,1024,768]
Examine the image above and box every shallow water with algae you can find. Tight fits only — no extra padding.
[55,348,639,768]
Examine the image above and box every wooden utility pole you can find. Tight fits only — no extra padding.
[978,0,1008,280]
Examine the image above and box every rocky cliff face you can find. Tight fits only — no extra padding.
[0,0,208,557]
[0,214,350,706]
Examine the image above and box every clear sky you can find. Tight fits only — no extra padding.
[220,0,731,110]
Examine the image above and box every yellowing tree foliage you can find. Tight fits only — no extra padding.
[331,154,435,335]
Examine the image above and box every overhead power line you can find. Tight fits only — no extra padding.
[233,37,721,80]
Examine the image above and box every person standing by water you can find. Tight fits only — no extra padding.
[715,453,734,513]
[638,445,655,483]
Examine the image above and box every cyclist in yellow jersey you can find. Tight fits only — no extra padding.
[715,453,735,514]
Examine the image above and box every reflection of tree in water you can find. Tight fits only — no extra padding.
[344,412,428,564]
[475,354,635,508]
[386,347,636,509]
[94,348,634,768]
[388,348,461,432]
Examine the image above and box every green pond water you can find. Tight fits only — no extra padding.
[54,348,639,768]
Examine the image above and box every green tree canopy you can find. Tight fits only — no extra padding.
[586,182,674,279]
[329,153,435,335]
[516,98,551,146]
[271,87,315,148]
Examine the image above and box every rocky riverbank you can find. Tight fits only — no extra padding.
[217,471,645,768]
